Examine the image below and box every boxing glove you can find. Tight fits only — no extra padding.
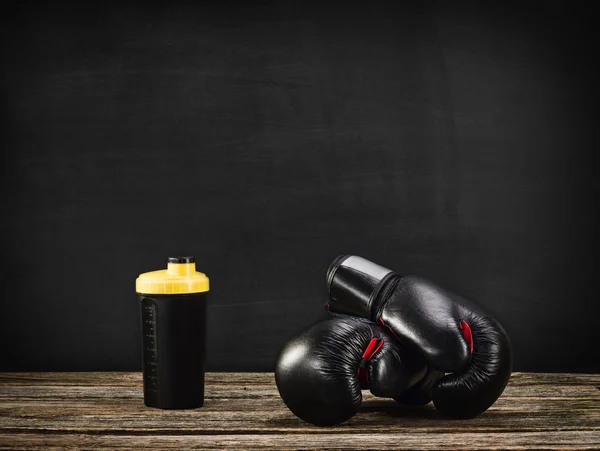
[275,317,428,426]
[326,255,512,419]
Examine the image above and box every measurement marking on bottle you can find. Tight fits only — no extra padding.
[142,301,159,392]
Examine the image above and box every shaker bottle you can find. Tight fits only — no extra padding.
[135,256,209,409]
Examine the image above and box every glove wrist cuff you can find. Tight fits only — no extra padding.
[326,255,395,319]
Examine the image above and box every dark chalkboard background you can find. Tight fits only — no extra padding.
[1,2,598,372]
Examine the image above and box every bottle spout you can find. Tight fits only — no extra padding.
[167,256,196,276]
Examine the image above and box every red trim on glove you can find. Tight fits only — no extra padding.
[371,339,384,357]
[379,317,401,342]
[358,338,384,385]
[362,337,380,360]
[461,320,474,354]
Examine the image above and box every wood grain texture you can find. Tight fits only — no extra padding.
[0,372,598,450]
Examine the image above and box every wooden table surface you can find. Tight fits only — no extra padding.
[0,372,598,450]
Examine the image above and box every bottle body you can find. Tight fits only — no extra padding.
[139,292,207,409]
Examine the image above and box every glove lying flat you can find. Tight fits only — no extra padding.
[275,317,428,426]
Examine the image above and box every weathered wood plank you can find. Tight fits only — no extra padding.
[0,372,597,386]
[0,397,598,434]
[0,431,599,450]
[0,372,269,386]
[0,372,598,450]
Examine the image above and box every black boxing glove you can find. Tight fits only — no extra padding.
[275,317,428,426]
[326,255,512,419]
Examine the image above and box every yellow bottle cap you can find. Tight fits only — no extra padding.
[136,257,210,295]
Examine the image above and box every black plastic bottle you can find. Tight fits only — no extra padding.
[136,257,209,409]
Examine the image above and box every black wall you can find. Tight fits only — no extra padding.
[1,3,598,372]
